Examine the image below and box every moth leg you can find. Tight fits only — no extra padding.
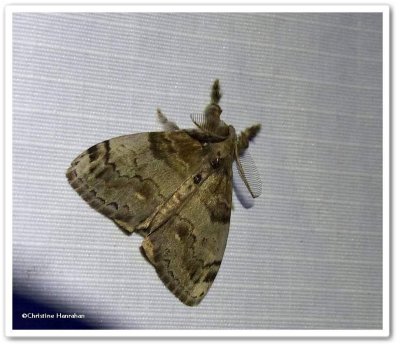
[237,124,261,154]
[210,79,222,105]
[157,108,179,131]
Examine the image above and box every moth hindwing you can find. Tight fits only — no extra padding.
[66,80,261,306]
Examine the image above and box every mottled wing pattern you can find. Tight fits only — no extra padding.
[141,161,233,306]
[66,79,260,306]
[66,131,204,236]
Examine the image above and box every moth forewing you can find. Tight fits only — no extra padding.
[141,141,234,305]
[66,79,261,306]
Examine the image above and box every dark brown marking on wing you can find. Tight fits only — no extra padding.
[107,202,119,210]
[210,157,221,169]
[204,260,222,268]
[103,140,111,164]
[193,173,202,184]
[192,260,222,285]
[94,166,113,180]
[148,132,173,161]
[202,160,233,224]
[176,222,190,239]
[189,259,204,282]
[209,200,231,224]
[148,132,203,176]
[87,144,99,162]
[204,270,218,283]
[66,167,77,182]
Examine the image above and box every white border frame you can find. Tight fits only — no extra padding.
[4,4,390,337]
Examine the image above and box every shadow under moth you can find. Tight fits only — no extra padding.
[66,80,261,306]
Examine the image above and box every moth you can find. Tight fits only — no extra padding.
[66,80,261,306]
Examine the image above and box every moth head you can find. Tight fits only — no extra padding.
[190,105,230,138]
[204,103,222,120]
